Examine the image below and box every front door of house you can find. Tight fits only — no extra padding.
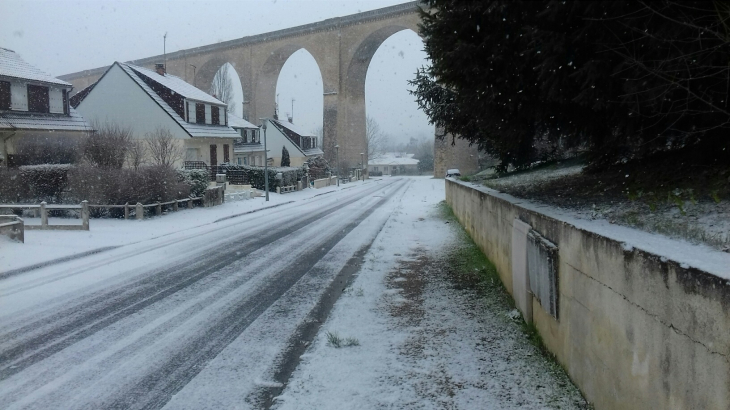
[210,144,218,166]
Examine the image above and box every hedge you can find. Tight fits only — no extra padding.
[221,164,304,191]
[177,169,209,197]
[0,165,198,217]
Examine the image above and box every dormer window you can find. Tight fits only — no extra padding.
[27,84,49,113]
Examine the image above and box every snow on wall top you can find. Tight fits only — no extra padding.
[0,48,71,87]
[449,179,730,280]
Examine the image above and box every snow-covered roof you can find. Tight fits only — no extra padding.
[0,107,91,132]
[228,113,258,130]
[123,63,224,105]
[117,63,239,139]
[0,48,71,87]
[267,118,321,157]
[270,118,315,137]
[369,152,420,166]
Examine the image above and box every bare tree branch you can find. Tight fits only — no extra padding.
[366,116,387,159]
[145,128,183,168]
[210,63,237,114]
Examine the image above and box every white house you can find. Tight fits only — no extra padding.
[0,47,91,167]
[368,152,420,175]
[72,61,240,168]
[261,117,323,167]
[229,113,265,166]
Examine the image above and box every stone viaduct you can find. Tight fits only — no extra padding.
[59,1,424,169]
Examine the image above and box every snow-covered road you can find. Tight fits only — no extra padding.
[0,178,410,409]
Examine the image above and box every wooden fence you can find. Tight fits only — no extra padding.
[0,186,225,230]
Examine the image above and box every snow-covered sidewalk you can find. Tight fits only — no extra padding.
[0,180,372,273]
[272,177,588,409]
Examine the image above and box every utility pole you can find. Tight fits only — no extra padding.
[163,32,168,71]
[260,118,269,201]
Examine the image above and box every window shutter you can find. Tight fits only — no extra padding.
[0,81,10,110]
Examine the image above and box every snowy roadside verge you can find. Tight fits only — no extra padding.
[272,178,589,409]
[0,180,379,273]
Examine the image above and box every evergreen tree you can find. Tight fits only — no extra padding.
[281,146,291,167]
[412,0,730,170]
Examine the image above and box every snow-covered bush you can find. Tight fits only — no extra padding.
[18,164,72,203]
[177,169,209,197]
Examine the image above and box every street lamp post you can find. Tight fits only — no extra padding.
[335,144,340,187]
[260,119,269,201]
[360,152,364,181]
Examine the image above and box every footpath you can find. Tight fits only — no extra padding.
[272,177,590,409]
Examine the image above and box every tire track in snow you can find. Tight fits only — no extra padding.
[0,179,407,410]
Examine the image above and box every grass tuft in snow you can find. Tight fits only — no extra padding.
[326,331,360,348]
[343,286,365,297]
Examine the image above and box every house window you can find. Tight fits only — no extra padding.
[0,81,10,110]
[244,156,248,165]
[196,103,205,124]
[243,129,248,143]
[212,106,220,125]
[252,130,257,143]
[223,144,230,163]
[27,84,49,113]
[185,148,199,161]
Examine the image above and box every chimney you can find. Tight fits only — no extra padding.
[155,63,166,76]
[287,115,293,123]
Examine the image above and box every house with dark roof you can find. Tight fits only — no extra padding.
[72,61,239,168]
[0,47,91,167]
[261,117,323,167]
[228,113,265,166]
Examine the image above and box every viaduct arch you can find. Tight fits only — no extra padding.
[59,1,424,169]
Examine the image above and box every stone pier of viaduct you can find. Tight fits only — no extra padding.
[59,2,423,170]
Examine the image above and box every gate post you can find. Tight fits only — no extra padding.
[40,201,48,228]
[136,202,144,220]
[81,200,89,230]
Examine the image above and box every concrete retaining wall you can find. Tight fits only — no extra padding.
[445,178,730,410]
[0,215,24,243]
[312,176,337,189]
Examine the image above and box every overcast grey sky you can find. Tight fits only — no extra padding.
[1,0,433,146]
